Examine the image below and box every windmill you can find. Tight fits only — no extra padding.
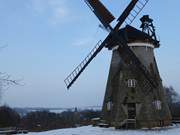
[64,0,172,129]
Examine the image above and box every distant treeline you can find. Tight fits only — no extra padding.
[0,106,101,132]
[0,86,180,132]
[0,106,20,128]
[165,86,180,120]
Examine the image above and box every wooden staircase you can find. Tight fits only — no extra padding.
[126,119,137,129]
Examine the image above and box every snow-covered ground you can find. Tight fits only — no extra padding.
[17,124,180,135]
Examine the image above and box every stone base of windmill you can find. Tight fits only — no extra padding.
[91,117,172,129]
[113,120,172,129]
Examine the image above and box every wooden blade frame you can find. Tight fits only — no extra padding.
[115,0,138,30]
[85,0,115,29]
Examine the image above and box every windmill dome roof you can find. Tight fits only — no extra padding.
[119,25,160,48]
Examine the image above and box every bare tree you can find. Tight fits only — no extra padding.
[0,44,20,102]
[0,72,20,101]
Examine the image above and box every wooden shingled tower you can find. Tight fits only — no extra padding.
[64,0,172,129]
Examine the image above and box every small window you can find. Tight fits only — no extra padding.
[107,101,113,111]
[153,100,162,110]
[127,79,137,88]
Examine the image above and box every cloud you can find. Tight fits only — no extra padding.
[31,0,72,24]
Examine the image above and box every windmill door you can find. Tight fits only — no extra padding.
[127,103,136,119]
[127,103,136,129]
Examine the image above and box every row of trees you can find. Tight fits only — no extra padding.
[0,106,101,131]
[0,106,20,128]
[164,86,180,119]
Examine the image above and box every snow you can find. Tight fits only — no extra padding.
[49,109,72,113]
[17,125,180,135]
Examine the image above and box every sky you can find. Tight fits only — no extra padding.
[0,0,179,108]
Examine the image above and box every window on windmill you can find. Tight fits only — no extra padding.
[127,79,137,88]
[107,101,113,111]
[153,100,162,110]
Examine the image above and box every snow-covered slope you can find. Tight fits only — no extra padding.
[17,125,180,135]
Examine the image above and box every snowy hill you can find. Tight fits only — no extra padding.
[17,125,180,135]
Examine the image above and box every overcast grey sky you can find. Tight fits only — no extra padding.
[0,0,180,108]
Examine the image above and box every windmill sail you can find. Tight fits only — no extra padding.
[64,39,106,89]
[85,0,115,29]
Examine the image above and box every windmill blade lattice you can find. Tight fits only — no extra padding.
[64,40,103,89]
[123,0,149,26]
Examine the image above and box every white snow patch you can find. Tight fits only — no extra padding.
[17,125,180,135]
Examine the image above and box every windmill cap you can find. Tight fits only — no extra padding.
[120,25,159,48]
